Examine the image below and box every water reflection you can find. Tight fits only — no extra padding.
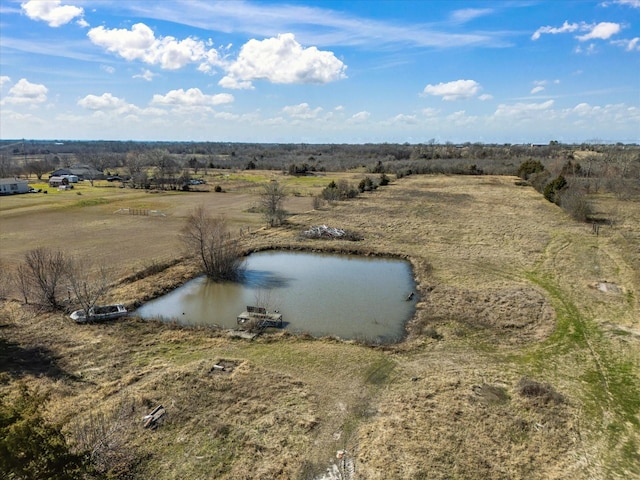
[241,269,292,289]
[136,251,417,343]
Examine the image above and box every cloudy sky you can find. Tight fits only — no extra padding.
[1,0,639,143]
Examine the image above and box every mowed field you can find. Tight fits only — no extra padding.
[1,171,639,479]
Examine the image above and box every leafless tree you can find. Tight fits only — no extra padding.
[259,180,287,227]
[66,258,114,316]
[26,159,52,180]
[181,206,245,280]
[16,247,69,309]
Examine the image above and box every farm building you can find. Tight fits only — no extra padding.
[49,176,70,187]
[50,165,104,181]
[0,177,30,195]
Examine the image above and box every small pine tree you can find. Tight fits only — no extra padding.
[517,159,545,180]
[543,175,568,203]
[0,385,89,479]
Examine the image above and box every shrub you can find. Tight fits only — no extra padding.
[0,385,89,479]
[322,180,358,201]
[529,170,552,193]
[214,185,222,192]
[517,159,545,179]
[543,174,567,203]
[358,177,375,192]
[558,186,593,222]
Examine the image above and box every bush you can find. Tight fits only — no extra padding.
[358,177,375,192]
[529,170,552,193]
[558,186,593,222]
[517,159,545,179]
[543,175,567,204]
[321,180,358,201]
[0,385,89,479]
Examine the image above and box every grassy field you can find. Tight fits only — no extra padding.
[1,171,638,479]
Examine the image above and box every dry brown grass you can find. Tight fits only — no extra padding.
[1,172,638,479]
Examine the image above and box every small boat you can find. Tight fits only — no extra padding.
[71,304,128,323]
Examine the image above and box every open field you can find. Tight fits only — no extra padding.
[1,172,639,479]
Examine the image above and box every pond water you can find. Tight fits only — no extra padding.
[136,251,417,343]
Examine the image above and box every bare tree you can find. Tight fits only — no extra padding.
[66,258,114,317]
[181,206,245,280]
[26,159,52,180]
[259,180,287,227]
[16,247,69,309]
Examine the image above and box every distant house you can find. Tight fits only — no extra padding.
[50,164,104,181]
[62,174,79,183]
[49,176,69,187]
[0,177,30,195]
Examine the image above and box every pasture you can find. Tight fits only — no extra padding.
[1,171,639,479]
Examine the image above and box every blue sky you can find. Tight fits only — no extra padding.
[1,0,639,144]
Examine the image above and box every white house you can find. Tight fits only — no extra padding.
[0,177,30,195]
[49,176,70,187]
[61,174,79,183]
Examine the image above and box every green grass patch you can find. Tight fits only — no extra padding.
[363,357,395,385]
[519,271,640,475]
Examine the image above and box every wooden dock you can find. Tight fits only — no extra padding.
[237,306,283,329]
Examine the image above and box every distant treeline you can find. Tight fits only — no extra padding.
[1,140,638,197]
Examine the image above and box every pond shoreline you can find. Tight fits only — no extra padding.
[110,240,425,345]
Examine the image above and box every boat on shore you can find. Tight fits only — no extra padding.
[70,304,128,323]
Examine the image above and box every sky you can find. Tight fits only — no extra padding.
[0,0,639,144]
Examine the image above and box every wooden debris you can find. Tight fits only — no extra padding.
[143,405,166,429]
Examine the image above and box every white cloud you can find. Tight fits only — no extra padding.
[530,86,545,94]
[611,37,640,51]
[421,79,481,101]
[133,69,157,81]
[78,93,127,110]
[478,94,493,101]
[450,8,493,23]
[389,114,419,125]
[447,110,477,126]
[350,111,371,122]
[608,0,640,7]
[577,22,621,41]
[87,23,221,71]
[219,33,347,89]
[494,100,554,118]
[421,108,441,116]
[533,21,622,43]
[3,78,48,104]
[0,76,11,88]
[151,88,234,106]
[532,21,579,40]
[21,0,84,28]
[282,103,323,119]
[218,77,254,90]
[575,43,599,55]
[100,65,115,74]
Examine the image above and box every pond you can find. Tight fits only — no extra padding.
[136,251,417,343]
